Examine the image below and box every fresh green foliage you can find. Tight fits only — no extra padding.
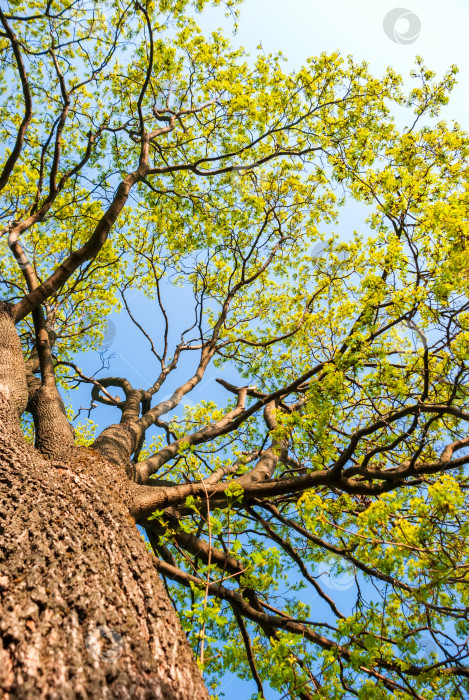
[1,2,469,698]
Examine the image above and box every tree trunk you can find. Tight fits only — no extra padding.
[0,306,209,699]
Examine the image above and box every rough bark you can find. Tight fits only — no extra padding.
[0,304,28,417]
[28,383,76,460]
[0,307,209,699]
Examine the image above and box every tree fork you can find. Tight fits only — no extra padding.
[0,306,209,699]
[28,304,75,460]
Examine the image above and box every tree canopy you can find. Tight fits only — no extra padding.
[1,1,469,698]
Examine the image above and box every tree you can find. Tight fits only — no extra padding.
[0,0,468,697]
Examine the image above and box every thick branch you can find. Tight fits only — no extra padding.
[135,387,249,483]
[11,167,143,322]
[0,10,33,192]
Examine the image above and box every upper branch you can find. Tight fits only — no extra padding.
[0,9,33,192]
[10,166,144,322]
[135,386,249,483]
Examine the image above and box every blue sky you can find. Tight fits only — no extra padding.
[200,0,469,123]
[73,0,469,444]
[70,2,469,697]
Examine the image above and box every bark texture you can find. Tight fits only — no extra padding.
[0,304,28,417]
[28,383,76,459]
[0,307,209,699]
